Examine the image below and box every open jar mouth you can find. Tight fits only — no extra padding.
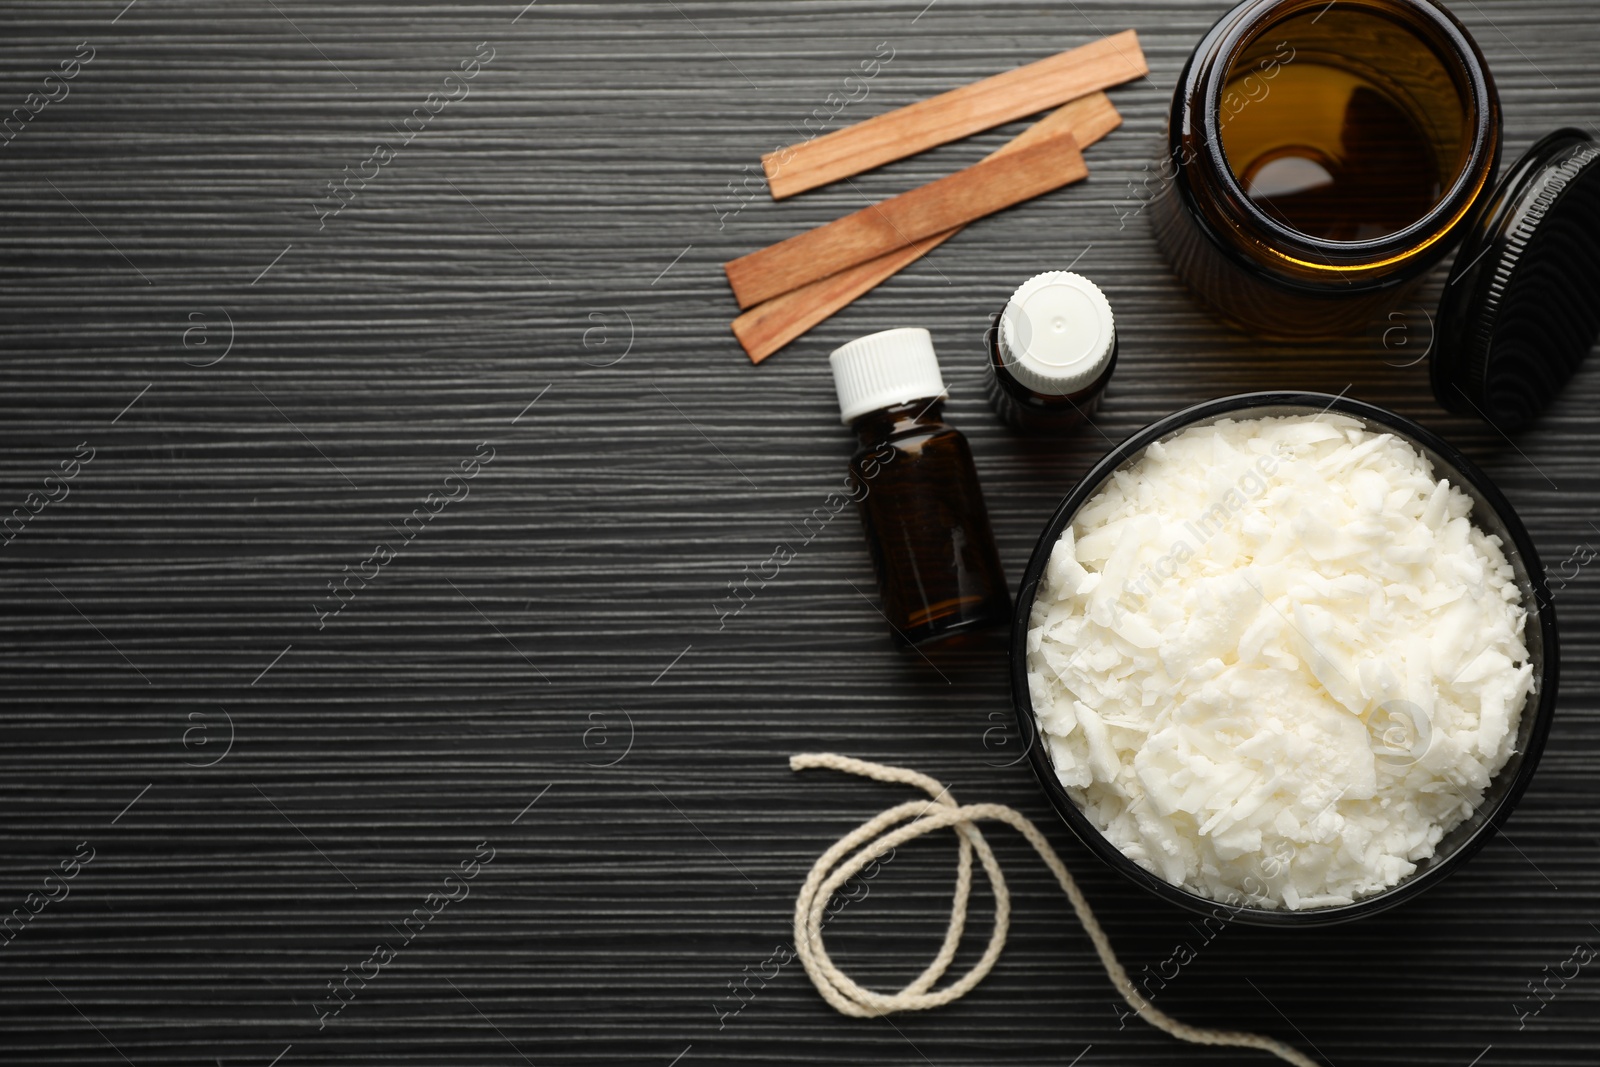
[1198,0,1498,272]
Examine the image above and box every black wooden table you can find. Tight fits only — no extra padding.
[2,2,1597,1064]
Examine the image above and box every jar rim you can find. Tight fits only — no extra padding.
[1195,0,1499,273]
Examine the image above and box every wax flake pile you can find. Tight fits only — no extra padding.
[1028,416,1534,909]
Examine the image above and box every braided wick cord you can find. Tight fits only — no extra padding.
[790,753,1322,1067]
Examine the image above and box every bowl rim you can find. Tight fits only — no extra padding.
[1009,391,1559,928]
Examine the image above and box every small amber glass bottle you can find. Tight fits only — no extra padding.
[986,271,1117,434]
[830,328,1012,651]
[1151,0,1501,339]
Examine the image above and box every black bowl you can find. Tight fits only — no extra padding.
[1010,392,1559,927]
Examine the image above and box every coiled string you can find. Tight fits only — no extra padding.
[790,753,1321,1067]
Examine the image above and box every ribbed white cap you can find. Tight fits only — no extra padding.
[828,327,947,425]
[998,272,1116,396]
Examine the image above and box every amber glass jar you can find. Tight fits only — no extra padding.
[1151,0,1501,339]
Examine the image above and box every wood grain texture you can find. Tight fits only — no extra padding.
[734,92,1122,363]
[760,29,1146,198]
[728,131,1087,307]
[0,2,1597,1066]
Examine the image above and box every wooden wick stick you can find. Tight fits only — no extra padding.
[726,131,1086,311]
[762,30,1145,200]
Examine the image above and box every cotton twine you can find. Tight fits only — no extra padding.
[790,753,1321,1067]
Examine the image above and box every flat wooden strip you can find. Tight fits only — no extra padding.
[734,93,1122,363]
[762,30,1145,199]
[984,89,1122,161]
[733,240,944,365]
[726,131,1086,310]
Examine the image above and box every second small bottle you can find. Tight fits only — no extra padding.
[986,271,1117,435]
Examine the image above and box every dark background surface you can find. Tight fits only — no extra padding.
[1,1,1597,1065]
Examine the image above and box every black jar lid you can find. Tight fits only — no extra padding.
[1432,128,1600,430]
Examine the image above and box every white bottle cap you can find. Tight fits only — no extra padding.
[998,271,1116,396]
[829,327,947,425]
